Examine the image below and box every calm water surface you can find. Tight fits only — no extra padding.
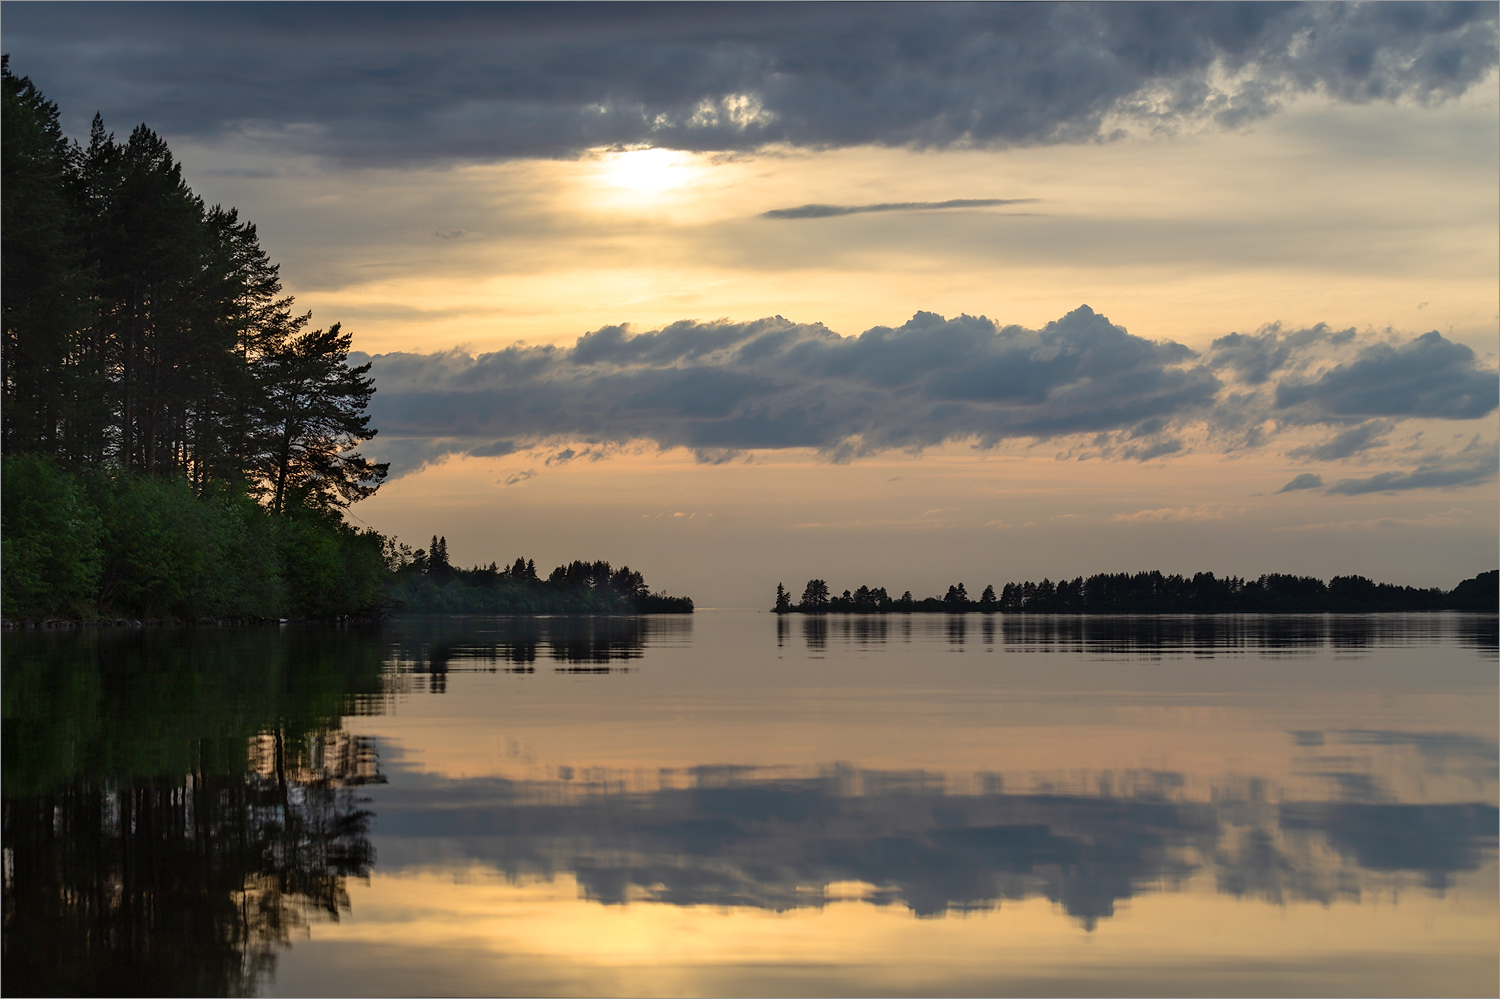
[4,611,1496,997]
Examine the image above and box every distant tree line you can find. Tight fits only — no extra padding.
[389,535,693,614]
[774,570,1498,615]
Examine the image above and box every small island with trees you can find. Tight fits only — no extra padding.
[774,570,1498,615]
[388,536,692,614]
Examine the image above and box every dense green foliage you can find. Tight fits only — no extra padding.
[2,454,389,621]
[777,569,1498,614]
[391,537,693,614]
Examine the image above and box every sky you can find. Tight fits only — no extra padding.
[5,2,1497,605]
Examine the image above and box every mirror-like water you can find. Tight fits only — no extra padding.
[4,611,1496,997]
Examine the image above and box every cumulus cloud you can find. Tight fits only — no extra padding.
[762,199,1037,220]
[363,306,1219,473]
[1274,331,1499,421]
[1208,324,1358,386]
[6,3,1494,165]
[360,306,1499,484]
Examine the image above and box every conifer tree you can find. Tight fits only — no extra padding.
[774,582,791,613]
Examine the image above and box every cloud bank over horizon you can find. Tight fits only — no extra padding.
[356,305,1499,496]
[5,3,1495,166]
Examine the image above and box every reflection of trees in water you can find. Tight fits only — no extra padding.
[798,613,1499,657]
[373,766,1498,929]
[800,616,827,652]
[1455,614,1499,657]
[3,729,381,997]
[2,627,387,997]
[385,615,688,677]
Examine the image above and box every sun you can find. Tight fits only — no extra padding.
[596,148,696,198]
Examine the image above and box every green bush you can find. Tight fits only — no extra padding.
[1,454,102,618]
[276,507,386,618]
[1,460,392,621]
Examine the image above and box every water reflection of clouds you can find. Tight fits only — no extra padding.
[795,613,1499,658]
[367,761,1497,929]
[1291,729,1500,795]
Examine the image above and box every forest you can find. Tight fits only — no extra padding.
[1,60,691,623]
[775,569,1499,615]
[1,57,391,621]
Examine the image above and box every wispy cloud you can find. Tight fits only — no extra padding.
[1325,453,1499,496]
[1276,472,1325,494]
[762,199,1038,220]
[1288,420,1393,462]
[1111,505,1239,523]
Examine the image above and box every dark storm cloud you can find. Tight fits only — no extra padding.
[762,199,1038,220]
[5,2,1495,165]
[360,307,1499,480]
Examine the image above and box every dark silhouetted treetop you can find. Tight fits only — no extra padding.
[775,569,1495,614]
[259,321,387,515]
[799,579,830,609]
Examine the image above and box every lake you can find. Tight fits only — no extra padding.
[4,610,1496,997]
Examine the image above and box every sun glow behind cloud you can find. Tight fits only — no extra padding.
[590,148,706,207]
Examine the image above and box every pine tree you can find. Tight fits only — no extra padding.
[774,582,791,613]
[799,579,829,609]
[2,58,93,460]
[259,322,387,514]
